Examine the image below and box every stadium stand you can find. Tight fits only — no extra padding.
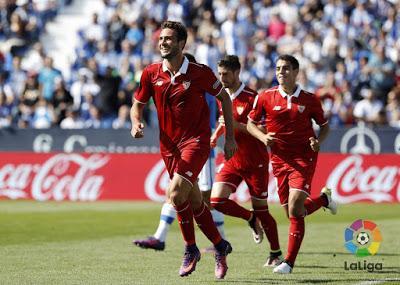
[0,0,399,129]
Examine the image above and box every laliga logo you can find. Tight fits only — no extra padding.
[344,219,382,257]
[340,121,380,154]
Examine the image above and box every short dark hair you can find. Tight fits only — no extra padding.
[277,54,299,70]
[217,55,241,71]
[161,21,187,47]
[183,52,196,63]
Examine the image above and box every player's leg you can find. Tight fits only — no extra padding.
[198,156,225,239]
[153,201,176,243]
[133,201,174,250]
[246,167,282,266]
[210,163,263,243]
[163,151,200,277]
[304,187,337,215]
[177,145,232,279]
[274,161,311,274]
[168,173,200,277]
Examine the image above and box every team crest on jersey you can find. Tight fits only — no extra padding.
[236,106,244,115]
[182,81,191,90]
[298,105,305,113]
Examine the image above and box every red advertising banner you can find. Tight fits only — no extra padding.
[0,153,398,203]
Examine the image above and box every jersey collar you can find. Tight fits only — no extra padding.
[278,85,301,98]
[162,56,189,75]
[226,82,245,100]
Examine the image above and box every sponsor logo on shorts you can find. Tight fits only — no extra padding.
[273,106,281,111]
[156,80,163,86]
[185,171,193,177]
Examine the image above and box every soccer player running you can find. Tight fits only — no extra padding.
[133,53,226,253]
[130,21,237,279]
[209,55,282,268]
[247,54,337,274]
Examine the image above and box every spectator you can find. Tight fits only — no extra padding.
[60,107,84,129]
[0,89,14,128]
[386,87,400,128]
[353,89,385,125]
[2,0,399,129]
[38,56,62,101]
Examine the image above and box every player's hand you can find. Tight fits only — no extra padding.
[210,134,218,148]
[131,122,144,138]
[262,132,276,146]
[309,137,320,152]
[224,137,237,160]
[218,116,225,126]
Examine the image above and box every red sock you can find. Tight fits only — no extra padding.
[254,206,280,251]
[304,196,326,216]
[210,197,252,220]
[193,202,222,245]
[285,217,305,265]
[174,200,195,246]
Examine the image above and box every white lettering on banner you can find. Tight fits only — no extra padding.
[0,154,109,201]
[64,135,88,153]
[327,155,399,203]
[144,159,280,203]
[33,134,53,152]
[145,159,170,202]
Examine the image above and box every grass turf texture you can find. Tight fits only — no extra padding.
[0,201,399,285]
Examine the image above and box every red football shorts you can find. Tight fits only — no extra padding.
[215,160,269,199]
[272,152,318,205]
[162,143,210,185]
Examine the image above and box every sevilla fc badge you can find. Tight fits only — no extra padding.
[298,105,305,113]
[182,81,191,90]
[236,106,244,115]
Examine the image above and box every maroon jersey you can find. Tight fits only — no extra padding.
[248,85,328,158]
[135,57,223,155]
[219,83,269,169]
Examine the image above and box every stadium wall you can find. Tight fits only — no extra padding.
[0,124,399,203]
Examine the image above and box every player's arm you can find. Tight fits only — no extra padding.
[309,95,331,152]
[247,120,275,147]
[130,100,146,138]
[210,121,225,148]
[309,123,330,152]
[216,89,237,159]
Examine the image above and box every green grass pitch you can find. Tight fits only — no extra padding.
[0,201,399,284]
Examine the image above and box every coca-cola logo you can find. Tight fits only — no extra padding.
[144,158,280,203]
[0,154,109,201]
[327,155,399,203]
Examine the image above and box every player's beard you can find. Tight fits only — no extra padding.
[160,45,179,60]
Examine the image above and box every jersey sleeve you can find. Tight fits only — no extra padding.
[200,65,223,97]
[248,94,265,124]
[134,67,152,104]
[310,95,328,126]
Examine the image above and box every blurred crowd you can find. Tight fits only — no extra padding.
[0,0,400,130]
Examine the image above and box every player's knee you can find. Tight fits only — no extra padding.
[251,198,269,210]
[190,198,203,211]
[168,190,185,207]
[288,206,304,218]
[209,197,226,213]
